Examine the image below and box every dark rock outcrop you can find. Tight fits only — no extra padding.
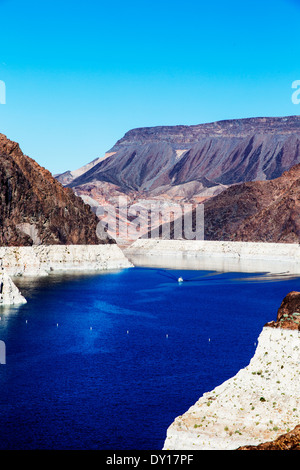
[0,134,113,246]
[237,425,300,450]
[157,163,300,243]
[265,291,300,330]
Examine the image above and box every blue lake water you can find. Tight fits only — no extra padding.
[0,266,299,450]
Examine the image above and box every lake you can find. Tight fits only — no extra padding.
[0,266,299,449]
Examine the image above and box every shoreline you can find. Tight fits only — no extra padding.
[0,244,133,277]
[125,239,300,273]
[163,326,300,450]
[0,244,133,305]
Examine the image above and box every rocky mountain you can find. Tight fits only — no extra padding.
[58,116,300,204]
[204,163,300,243]
[237,293,300,450]
[163,291,300,450]
[0,134,112,246]
[157,163,300,243]
[54,156,104,186]
[54,115,300,244]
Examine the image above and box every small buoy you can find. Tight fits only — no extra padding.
[25,319,28,324]
[127,330,129,334]
[90,326,93,330]
[208,338,211,342]
[166,334,168,338]
[56,323,58,327]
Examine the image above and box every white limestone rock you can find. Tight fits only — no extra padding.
[163,326,300,450]
[0,244,133,276]
[0,270,27,305]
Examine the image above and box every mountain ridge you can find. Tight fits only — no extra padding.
[158,163,300,243]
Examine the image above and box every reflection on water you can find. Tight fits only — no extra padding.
[127,253,300,275]
[232,272,300,282]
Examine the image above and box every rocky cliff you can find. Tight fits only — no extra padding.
[0,134,112,246]
[163,291,300,450]
[0,267,26,305]
[204,163,300,243]
[155,163,300,243]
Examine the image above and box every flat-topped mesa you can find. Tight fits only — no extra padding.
[64,115,300,206]
[265,291,300,330]
[111,116,300,149]
[163,291,300,451]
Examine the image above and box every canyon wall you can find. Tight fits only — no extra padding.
[163,292,300,450]
[0,244,133,305]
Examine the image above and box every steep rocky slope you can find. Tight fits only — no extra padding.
[156,163,300,243]
[0,134,112,246]
[204,163,300,243]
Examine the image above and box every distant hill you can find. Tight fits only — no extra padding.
[159,163,300,243]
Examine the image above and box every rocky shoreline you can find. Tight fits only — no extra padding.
[125,239,300,273]
[163,292,300,450]
[0,244,133,305]
[0,268,27,306]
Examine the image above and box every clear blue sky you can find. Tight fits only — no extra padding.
[0,0,299,174]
